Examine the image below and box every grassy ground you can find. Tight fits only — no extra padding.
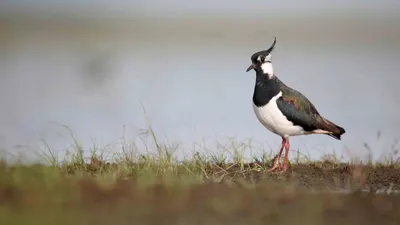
[1,126,400,225]
[1,151,400,225]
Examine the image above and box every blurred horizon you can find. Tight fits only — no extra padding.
[1,1,400,163]
[1,0,399,18]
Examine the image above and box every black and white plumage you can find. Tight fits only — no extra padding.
[246,37,345,172]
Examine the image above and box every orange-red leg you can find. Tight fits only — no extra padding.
[282,139,290,172]
[268,137,286,172]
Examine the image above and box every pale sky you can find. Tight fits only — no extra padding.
[1,1,399,164]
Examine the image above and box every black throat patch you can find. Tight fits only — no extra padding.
[252,74,280,107]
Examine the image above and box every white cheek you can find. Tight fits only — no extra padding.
[261,62,274,76]
[265,54,272,61]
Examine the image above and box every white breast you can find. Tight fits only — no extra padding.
[252,91,305,137]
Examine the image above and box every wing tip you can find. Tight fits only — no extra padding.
[328,125,346,140]
[317,116,345,140]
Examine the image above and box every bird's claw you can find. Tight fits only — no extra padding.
[268,162,290,173]
[267,163,281,172]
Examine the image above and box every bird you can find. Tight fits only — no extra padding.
[246,37,345,172]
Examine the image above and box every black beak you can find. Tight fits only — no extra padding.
[246,64,255,72]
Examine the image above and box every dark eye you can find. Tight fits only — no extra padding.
[260,56,265,62]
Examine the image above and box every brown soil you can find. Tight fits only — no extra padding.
[208,161,400,192]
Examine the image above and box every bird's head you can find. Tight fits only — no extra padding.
[246,37,276,78]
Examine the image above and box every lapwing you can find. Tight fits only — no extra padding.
[246,37,345,172]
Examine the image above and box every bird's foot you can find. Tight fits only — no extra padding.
[267,162,281,172]
[280,160,291,173]
[267,163,290,173]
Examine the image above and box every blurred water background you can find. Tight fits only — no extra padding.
[0,1,399,163]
